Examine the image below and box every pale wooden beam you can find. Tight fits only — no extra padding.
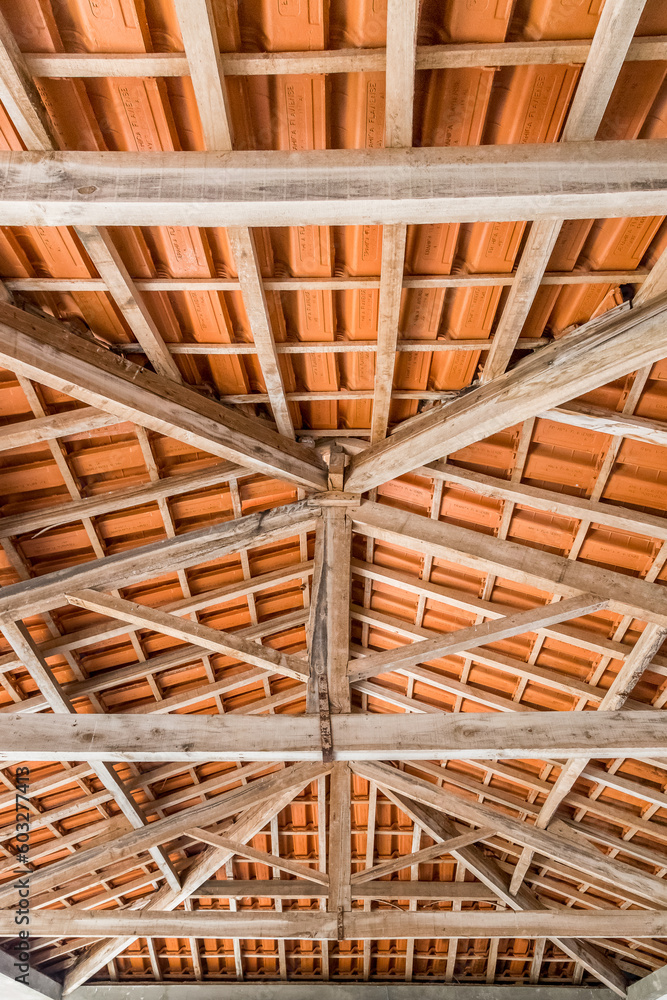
[1,142,666,228]
[189,879,499,900]
[346,294,667,492]
[0,498,318,622]
[2,271,650,293]
[0,459,243,539]
[227,227,294,437]
[351,826,496,883]
[11,907,667,942]
[0,407,121,452]
[172,0,232,150]
[2,709,667,764]
[0,304,327,490]
[19,35,667,79]
[382,790,627,996]
[542,402,667,449]
[185,829,329,886]
[0,620,181,894]
[72,227,181,380]
[65,589,310,684]
[351,501,667,626]
[62,762,328,994]
[481,0,648,382]
[509,622,667,896]
[420,461,667,541]
[171,0,293,439]
[369,0,419,440]
[0,14,181,380]
[354,761,667,909]
[348,592,608,683]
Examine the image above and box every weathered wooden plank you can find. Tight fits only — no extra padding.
[1,710,667,763]
[348,593,609,683]
[5,907,667,940]
[20,35,667,78]
[0,142,666,227]
[0,305,327,489]
[421,462,667,541]
[351,501,667,626]
[65,590,310,683]
[345,295,667,493]
[0,499,318,622]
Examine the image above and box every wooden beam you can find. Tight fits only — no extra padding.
[0,460,243,539]
[353,761,667,909]
[421,461,667,541]
[227,227,294,437]
[189,879,500,901]
[351,501,667,626]
[0,304,327,490]
[509,622,667,896]
[1,142,666,228]
[19,35,667,79]
[351,827,496,883]
[542,403,667,449]
[0,407,121,452]
[369,0,418,439]
[65,590,310,684]
[0,498,318,622]
[62,762,327,994]
[344,294,667,493]
[481,0,647,381]
[72,227,182,380]
[185,829,329,886]
[2,709,667,763]
[1,271,649,293]
[348,593,608,683]
[382,790,627,996]
[7,907,667,940]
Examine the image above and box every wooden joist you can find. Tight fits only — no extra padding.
[348,593,609,683]
[351,501,667,626]
[419,461,667,541]
[62,763,328,994]
[344,295,667,493]
[0,460,244,539]
[7,907,667,941]
[0,304,327,489]
[0,142,666,228]
[354,761,667,909]
[190,879,499,901]
[65,590,310,684]
[0,499,318,622]
[1,709,666,763]
[18,35,667,78]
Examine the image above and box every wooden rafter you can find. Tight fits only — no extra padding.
[0,142,665,228]
[0,304,327,489]
[344,294,667,492]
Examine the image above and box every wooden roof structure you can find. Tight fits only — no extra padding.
[1,0,667,997]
